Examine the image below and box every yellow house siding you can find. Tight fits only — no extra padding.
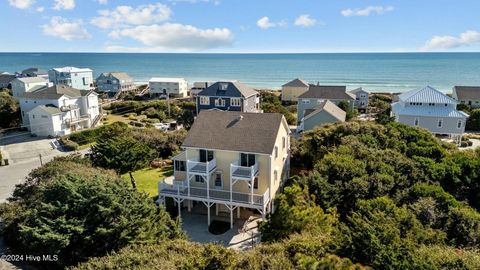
[282,86,308,102]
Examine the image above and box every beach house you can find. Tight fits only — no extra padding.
[11,77,50,98]
[281,78,309,103]
[158,110,291,228]
[0,74,16,89]
[190,81,214,98]
[452,86,480,108]
[48,66,94,91]
[149,77,188,98]
[391,86,469,144]
[350,87,369,112]
[196,81,261,114]
[20,85,100,136]
[297,100,346,133]
[297,85,355,124]
[96,72,135,98]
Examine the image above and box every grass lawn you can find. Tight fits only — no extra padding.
[104,113,132,125]
[121,166,173,197]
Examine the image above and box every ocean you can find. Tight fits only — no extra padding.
[1,52,480,93]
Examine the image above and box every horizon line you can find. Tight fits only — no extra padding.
[1,51,480,54]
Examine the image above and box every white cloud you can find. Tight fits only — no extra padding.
[97,0,108,4]
[36,6,44,12]
[53,0,75,10]
[42,17,91,41]
[91,3,172,29]
[256,16,286,29]
[8,0,35,9]
[341,6,394,17]
[294,14,316,27]
[107,23,233,52]
[421,30,480,51]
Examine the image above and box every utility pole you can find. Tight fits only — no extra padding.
[39,153,43,166]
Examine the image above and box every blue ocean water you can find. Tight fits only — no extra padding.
[1,52,480,93]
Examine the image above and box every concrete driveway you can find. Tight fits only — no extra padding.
[0,132,61,165]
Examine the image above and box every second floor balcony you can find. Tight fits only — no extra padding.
[230,160,259,181]
[187,158,217,175]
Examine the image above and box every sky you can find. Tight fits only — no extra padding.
[1,0,480,53]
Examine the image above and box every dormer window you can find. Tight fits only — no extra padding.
[219,83,228,91]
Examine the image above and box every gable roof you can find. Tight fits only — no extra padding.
[23,85,93,99]
[398,86,457,104]
[303,100,346,122]
[198,81,258,98]
[453,86,480,100]
[298,85,355,100]
[99,72,133,81]
[0,74,16,84]
[182,110,286,154]
[282,78,309,88]
[349,87,369,94]
[32,105,62,115]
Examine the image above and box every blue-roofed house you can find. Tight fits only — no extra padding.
[196,81,261,114]
[391,86,469,143]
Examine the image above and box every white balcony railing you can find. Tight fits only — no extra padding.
[159,181,269,207]
[230,160,259,180]
[187,158,217,175]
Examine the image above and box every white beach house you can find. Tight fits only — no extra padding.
[20,85,100,137]
[48,66,94,91]
[391,86,469,144]
[149,77,188,98]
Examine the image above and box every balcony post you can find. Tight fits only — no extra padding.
[250,177,254,204]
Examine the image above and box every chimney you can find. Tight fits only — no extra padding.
[317,81,320,86]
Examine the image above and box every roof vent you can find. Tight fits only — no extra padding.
[238,115,244,121]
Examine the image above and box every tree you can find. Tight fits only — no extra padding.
[338,100,358,120]
[177,108,195,129]
[0,165,184,268]
[91,134,154,189]
[466,109,480,131]
[259,184,338,241]
[0,90,21,128]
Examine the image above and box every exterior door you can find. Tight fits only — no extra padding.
[199,149,214,162]
[240,153,256,167]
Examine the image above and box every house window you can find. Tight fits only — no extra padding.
[437,119,443,128]
[274,170,278,182]
[219,83,228,90]
[174,160,186,171]
[302,100,310,104]
[282,137,286,149]
[41,115,48,119]
[317,99,324,104]
[414,118,419,126]
[240,153,256,167]
[199,149,214,162]
[199,96,209,105]
[457,120,462,129]
[275,146,278,159]
[231,98,241,107]
[215,98,225,107]
[32,114,35,119]
[215,172,222,188]
[195,175,204,183]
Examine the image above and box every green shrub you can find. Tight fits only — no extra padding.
[60,138,79,151]
[129,121,145,127]
[141,118,160,124]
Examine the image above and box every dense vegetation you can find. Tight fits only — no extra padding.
[0,89,21,128]
[104,99,196,128]
[72,238,368,270]
[262,121,480,269]
[261,91,296,124]
[0,156,184,269]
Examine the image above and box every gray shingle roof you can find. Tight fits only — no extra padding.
[282,78,309,88]
[21,67,47,76]
[15,77,48,83]
[298,85,355,100]
[198,81,258,98]
[453,86,480,100]
[99,72,133,81]
[303,100,346,122]
[0,75,16,84]
[182,110,285,154]
[23,85,92,99]
[35,105,62,115]
[349,87,368,94]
